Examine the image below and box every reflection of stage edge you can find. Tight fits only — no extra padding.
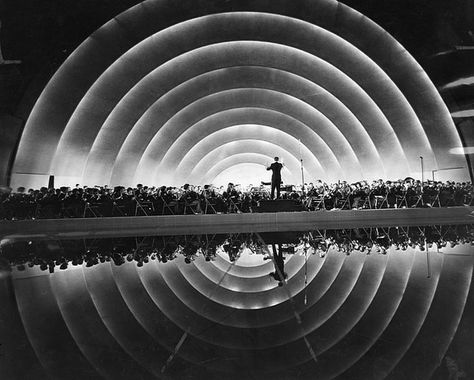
[0,207,472,243]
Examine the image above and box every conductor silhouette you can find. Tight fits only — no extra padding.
[269,244,287,286]
[267,157,283,199]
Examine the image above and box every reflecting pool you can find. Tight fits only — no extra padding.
[1,225,473,379]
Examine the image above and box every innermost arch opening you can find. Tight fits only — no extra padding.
[217,247,267,267]
[211,162,290,187]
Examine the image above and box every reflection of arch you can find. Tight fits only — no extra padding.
[15,244,472,377]
[173,255,322,311]
[179,254,307,295]
[140,252,348,331]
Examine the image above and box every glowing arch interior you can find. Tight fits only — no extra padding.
[11,0,468,189]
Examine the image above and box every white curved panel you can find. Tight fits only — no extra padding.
[12,4,468,190]
[54,41,409,185]
[199,152,297,185]
[169,125,323,183]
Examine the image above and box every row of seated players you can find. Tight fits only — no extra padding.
[1,225,472,272]
[0,179,472,219]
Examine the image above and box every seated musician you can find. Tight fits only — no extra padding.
[453,182,467,206]
[392,180,407,208]
[405,180,419,207]
[351,181,370,209]
[223,183,242,212]
[306,183,316,196]
[439,182,454,207]
[373,179,385,194]
[422,181,438,206]
[179,184,201,214]
[336,181,351,209]
[386,181,397,208]
[200,184,225,213]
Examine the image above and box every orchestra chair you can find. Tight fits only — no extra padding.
[375,193,388,209]
[361,191,373,209]
[183,200,200,215]
[60,204,76,218]
[307,196,325,211]
[431,190,441,208]
[336,191,352,210]
[135,199,154,216]
[111,201,127,216]
[227,197,243,213]
[412,192,424,207]
[396,191,408,208]
[203,198,218,214]
[160,196,176,215]
[83,202,102,217]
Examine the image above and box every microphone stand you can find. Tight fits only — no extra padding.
[426,242,431,279]
[420,156,424,185]
[299,139,305,195]
[300,158,305,195]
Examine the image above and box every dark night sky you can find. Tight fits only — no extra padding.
[2,0,473,71]
[0,0,473,113]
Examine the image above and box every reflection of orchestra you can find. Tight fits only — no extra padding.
[0,178,472,219]
[2,225,472,273]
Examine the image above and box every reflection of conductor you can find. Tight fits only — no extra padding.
[266,157,283,199]
[269,244,287,287]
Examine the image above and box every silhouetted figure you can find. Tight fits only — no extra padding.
[267,157,283,199]
[269,244,287,286]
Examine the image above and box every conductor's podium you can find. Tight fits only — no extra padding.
[255,199,306,213]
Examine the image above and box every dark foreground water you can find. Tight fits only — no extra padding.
[1,225,473,379]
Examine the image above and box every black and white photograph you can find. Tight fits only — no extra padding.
[0,0,473,379]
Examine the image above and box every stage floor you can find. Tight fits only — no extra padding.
[1,206,472,242]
